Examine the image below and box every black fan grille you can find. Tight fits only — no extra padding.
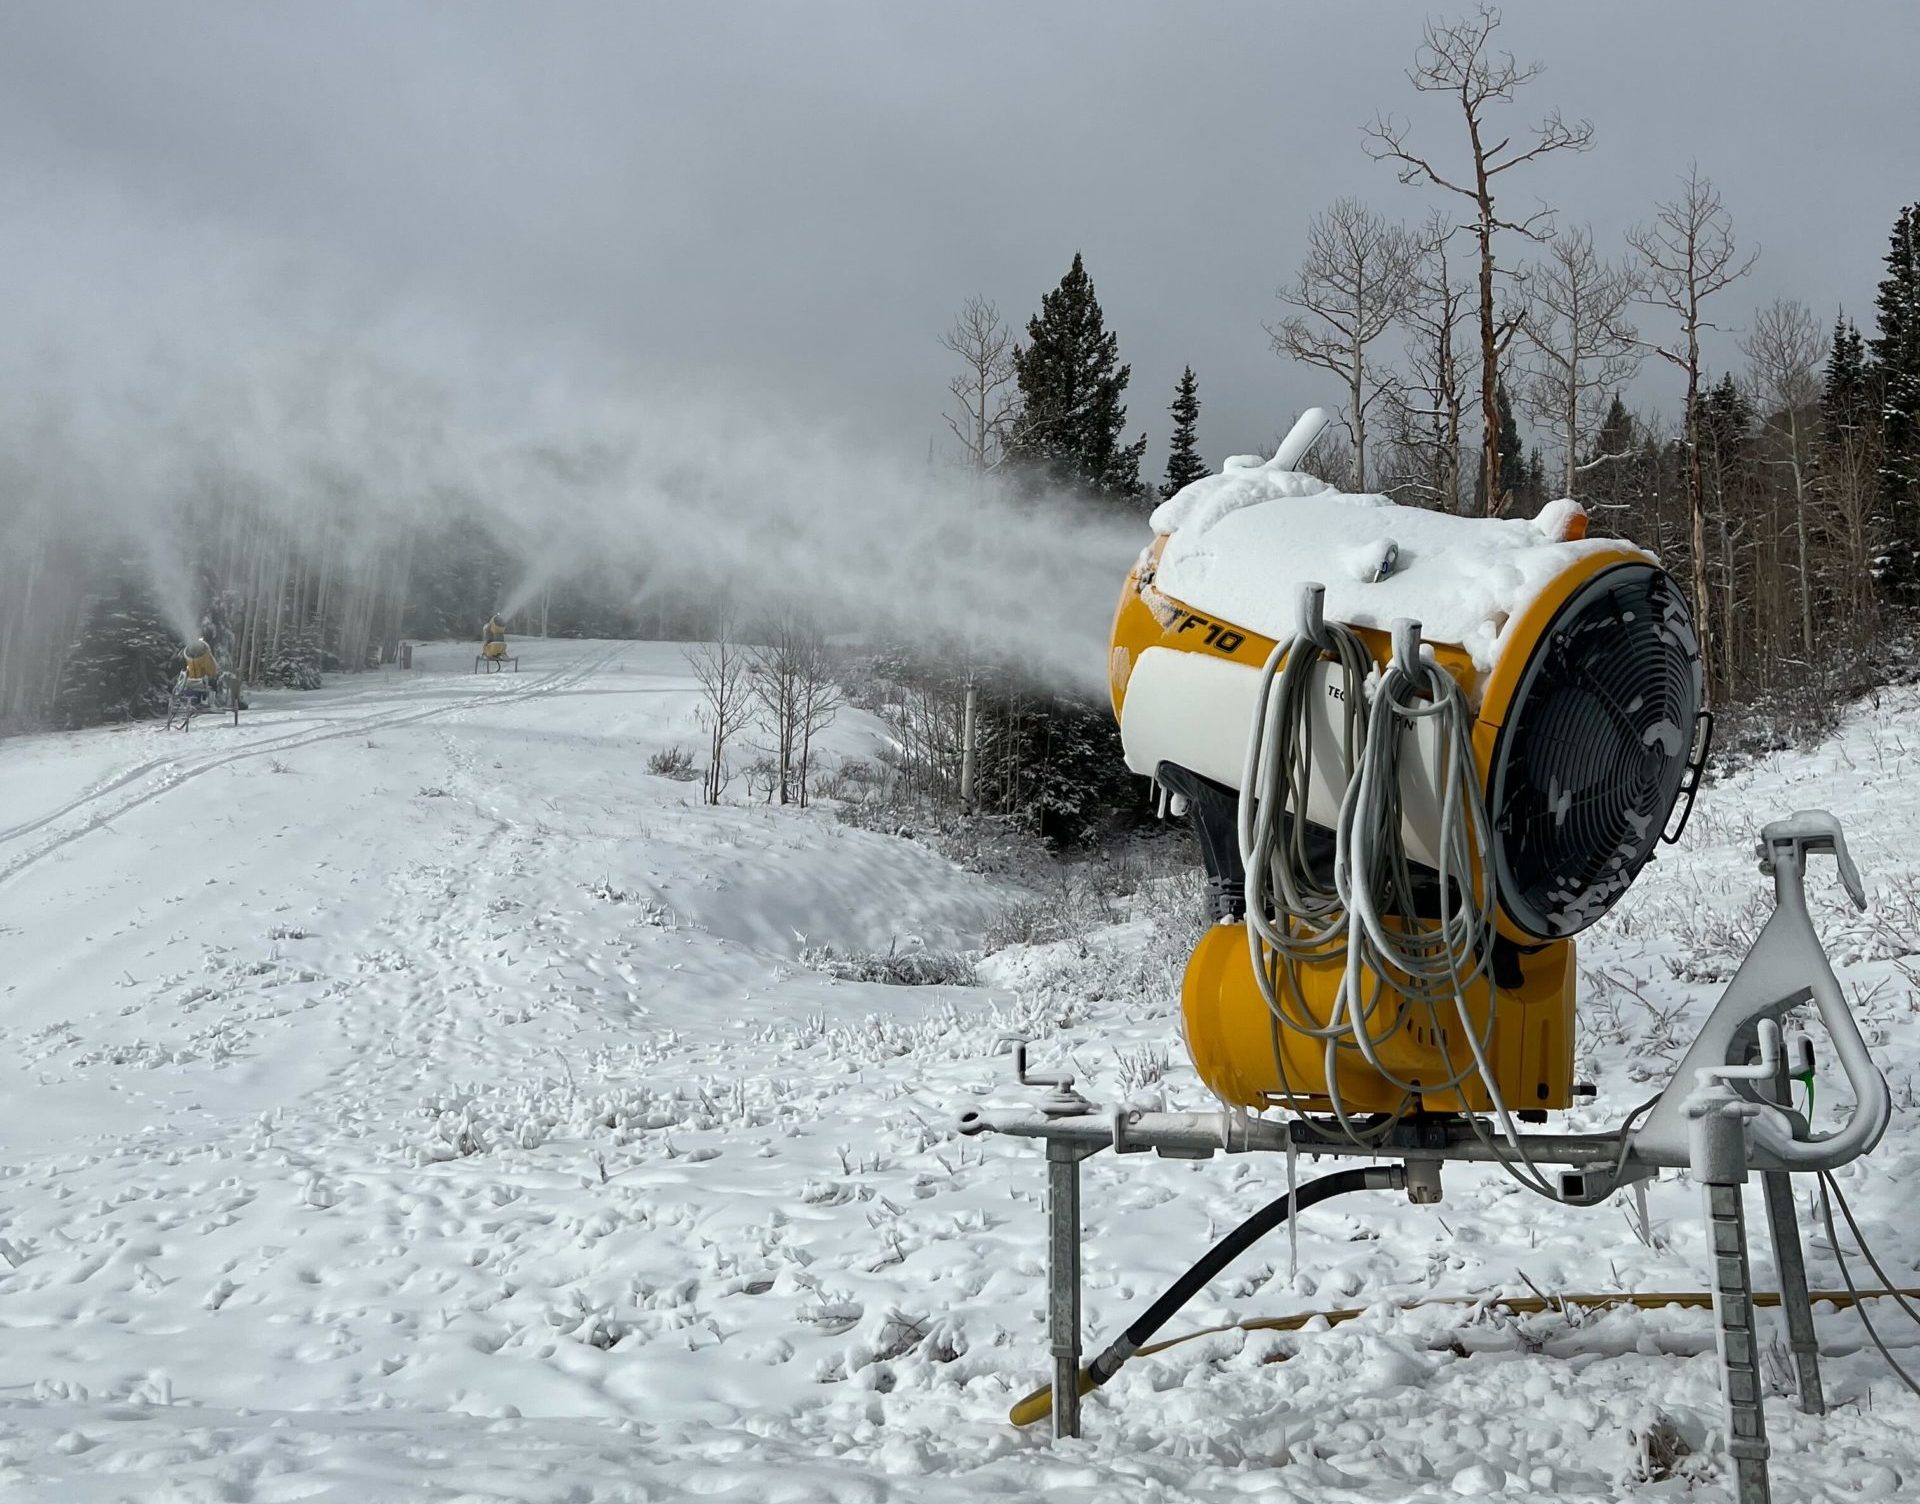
[1489,563,1702,940]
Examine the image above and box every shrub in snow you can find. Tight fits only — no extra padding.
[810,757,878,805]
[799,942,976,988]
[646,744,699,782]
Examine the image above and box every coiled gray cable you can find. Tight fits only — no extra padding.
[1238,618,1567,1196]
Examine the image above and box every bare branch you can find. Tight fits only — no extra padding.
[1625,163,1757,699]
[938,295,1017,477]
[1268,197,1417,490]
[1362,3,1592,512]
[1514,225,1643,493]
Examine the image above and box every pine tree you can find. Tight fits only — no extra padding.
[1822,314,1884,622]
[1589,393,1636,467]
[1525,448,1547,507]
[1160,366,1208,499]
[53,557,179,729]
[1822,315,1872,449]
[1702,372,1756,478]
[1474,380,1525,512]
[1870,203,1920,607]
[1580,395,1639,532]
[1005,252,1149,505]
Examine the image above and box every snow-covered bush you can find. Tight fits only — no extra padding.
[645,744,699,782]
[799,942,976,988]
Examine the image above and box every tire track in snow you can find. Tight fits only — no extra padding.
[0,645,626,891]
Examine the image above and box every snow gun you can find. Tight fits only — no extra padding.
[1106,407,1709,1118]
[964,407,1896,1502]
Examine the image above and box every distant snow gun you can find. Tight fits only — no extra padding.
[960,407,1896,1504]
[475,615,518,674]
[165,637,242,730]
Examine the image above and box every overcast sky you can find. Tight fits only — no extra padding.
[0,2,1914,480]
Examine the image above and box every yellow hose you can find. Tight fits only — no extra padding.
[1008,1287,1920,1428]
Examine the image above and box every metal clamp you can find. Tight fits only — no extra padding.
[1000,1035,1094,1118]
[1758,810,1866,911]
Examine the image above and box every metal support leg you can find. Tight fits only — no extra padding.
[1046,1138,1084,1440]
[1706,1182,1771,1504]
[1759,1172,1824,1414]
[1761,1059,1824,1415]
[1689,1085,1772,1504]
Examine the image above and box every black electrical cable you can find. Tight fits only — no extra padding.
[1817,1170,1920,1399]
[1077,1166,1391,1395]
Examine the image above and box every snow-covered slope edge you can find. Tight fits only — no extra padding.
[0,644,1914,1502]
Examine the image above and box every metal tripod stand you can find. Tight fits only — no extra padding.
[960,813,1889,1504]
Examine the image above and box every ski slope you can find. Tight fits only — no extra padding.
[0,642,1916,1502]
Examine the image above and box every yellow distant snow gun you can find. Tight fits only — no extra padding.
[1108,408,1709,1118]
[475,615,518,674]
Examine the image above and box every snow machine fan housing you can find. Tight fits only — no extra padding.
[1107,409,1707,1115]
[1483,562,1703,938]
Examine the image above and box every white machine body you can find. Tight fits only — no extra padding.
[1119,645,1452,869]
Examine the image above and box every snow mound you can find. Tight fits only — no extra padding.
[1149,451,1641,671]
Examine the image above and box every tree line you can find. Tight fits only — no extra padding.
[6,4,1914,851]
[935,6,1918,734]
[0,488,714,733]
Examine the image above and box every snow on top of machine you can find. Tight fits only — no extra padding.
[1149,444,1634,672]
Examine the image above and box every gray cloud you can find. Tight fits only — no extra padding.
[0,1,1913,479]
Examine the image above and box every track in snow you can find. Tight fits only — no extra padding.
[0,644,625,890]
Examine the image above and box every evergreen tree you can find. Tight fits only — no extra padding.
[1580,395,1640,531]
[1870,203,1920,607]
[1525,447,1547,508]
[1589,393,1636,466]
[1702,372,1755,464]
[1821,314,1885,621]
[52,558,179,728]
[1821,316,1872,449]
[1473,380,1524,511]
[1160,366,1208,499]
[1005,252,1149,505]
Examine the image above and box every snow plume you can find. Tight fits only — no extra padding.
[0,188,1142,694]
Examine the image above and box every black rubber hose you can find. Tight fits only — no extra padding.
[1082,1165,1391,1390]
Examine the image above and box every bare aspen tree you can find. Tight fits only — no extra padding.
[792,626,845,809]
[1289,426,1355,487]
[748,606,845,807]
[1385,213,1473,509]
[1517,226,1641,495]
[748,607,806,805]
[1627,164,1757,699]
[1364,4,1593,514]
[1268,198,1417,490]
[1740,298,1822,659]
[954,676,981,809]
[686,601,754,806]
[941,296,1018,478]
[938,297,1012,792]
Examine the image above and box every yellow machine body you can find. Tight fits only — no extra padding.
[1179,919,1576,1114]
[1110,530,1656,1115]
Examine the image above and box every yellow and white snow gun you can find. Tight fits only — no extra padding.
[1107,408,1709,1120]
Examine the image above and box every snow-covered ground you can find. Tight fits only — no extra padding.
[0,641,1916,1502]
